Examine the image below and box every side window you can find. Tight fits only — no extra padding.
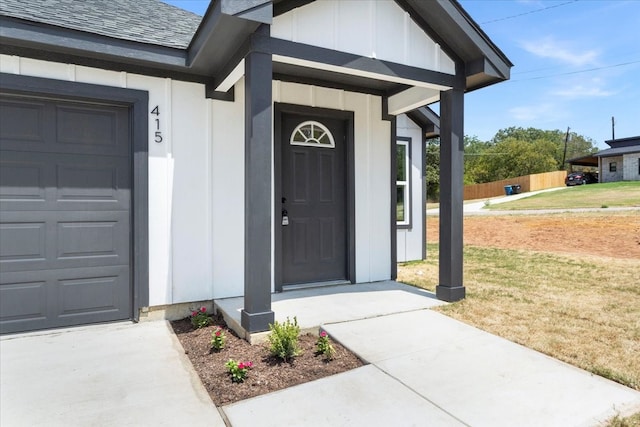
[609,162,617,172]
[396,137,411,226]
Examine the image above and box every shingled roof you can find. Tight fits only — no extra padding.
[0,0,202,49]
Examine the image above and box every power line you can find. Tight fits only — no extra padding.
[481,0,579,25]
[509,60,640,82]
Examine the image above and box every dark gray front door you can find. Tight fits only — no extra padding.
[281,114,347,285]
[0,93,132,334]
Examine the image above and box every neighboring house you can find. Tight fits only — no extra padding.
[595,136,640,183]
[0,0,511,334]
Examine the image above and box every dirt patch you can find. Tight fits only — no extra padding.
[171,316,364,406]
[427,212,640,259]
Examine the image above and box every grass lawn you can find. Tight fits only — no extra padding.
[398,244,640,394]
[486,181,640,210]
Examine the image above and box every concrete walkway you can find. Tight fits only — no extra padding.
[2,282,640,426]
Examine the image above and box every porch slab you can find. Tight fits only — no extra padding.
[214,280,446,342]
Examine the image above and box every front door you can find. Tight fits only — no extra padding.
[280,114,347,286]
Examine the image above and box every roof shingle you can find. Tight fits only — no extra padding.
[0,0,203,49]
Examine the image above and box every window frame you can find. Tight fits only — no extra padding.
[396,137,412,228]
[609,161,617,173]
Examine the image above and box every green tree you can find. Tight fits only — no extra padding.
[425,138,440,201]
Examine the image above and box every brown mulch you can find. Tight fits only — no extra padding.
[171,315,364,406]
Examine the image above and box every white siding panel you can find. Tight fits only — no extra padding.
[368,98,392,280]
[211,80,246,298]
[336,1,372,58]
[75,66,123,87]
[19,57,70,80]
[292,1,335,49]
[272,0,455,74]
[125,74,173,307]
[169,80,211,303]
[279,81,312,106]
[312,86,344,110]
[374,0,405,65]
[0,54,20,73]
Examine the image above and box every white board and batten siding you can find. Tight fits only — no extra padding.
[396,114,425,263]
[1,55,399,307]
[272,0,456,75]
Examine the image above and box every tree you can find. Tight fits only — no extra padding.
[425,138,440,201]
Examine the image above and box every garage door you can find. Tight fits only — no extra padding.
[0,93,132,334]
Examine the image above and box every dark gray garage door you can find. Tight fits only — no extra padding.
[0,93,132,334]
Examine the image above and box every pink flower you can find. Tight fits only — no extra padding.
[246,361,253,368]
[320,331,327,338]
[238,363,245,370]
[200,307,206,313]
[192,311,198,317]
[215,330,221,337]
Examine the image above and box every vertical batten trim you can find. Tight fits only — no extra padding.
[206,98,214,298]
[119,71,127,88]
[403,12,409,65]
[165,77,174,303]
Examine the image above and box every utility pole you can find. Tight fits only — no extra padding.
[561,126,570,169]
[612,116,615,140]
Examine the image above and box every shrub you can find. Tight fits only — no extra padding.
[190,306,212,329]
[268,316,301,361]
[210,327,226,351]
[315,330,336,361]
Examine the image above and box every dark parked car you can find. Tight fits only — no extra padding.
[565,171,598,186]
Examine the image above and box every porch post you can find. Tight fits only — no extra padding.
[436,86,465,302]
[241,46,275,332]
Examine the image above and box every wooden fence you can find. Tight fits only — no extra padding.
[463,170,567,200]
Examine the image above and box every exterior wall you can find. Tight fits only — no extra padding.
[396,115,425,262]
[272,0,455,75]
[623,153,640,181]
[1,54,395,305]
[600,156,624,183]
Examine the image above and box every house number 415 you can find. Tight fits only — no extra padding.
[151,105,163,143]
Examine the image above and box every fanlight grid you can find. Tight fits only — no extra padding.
[290,121,335,148]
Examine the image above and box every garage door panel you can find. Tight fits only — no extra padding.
[0,266,129,333]
[55,155,130,205]
[0,221,46,264]
[1,211,129,272]
[0,280,48,325]
[0,157,47,201]
[0,99,46,144]
[0,151,129,211]
[1,98,129,157]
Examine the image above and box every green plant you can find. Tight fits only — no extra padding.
[268,316,301,361]
[315,330,336,361]
[225,359,253,383]
[602,204,609,208]
[190,306,212,329]
[210,327,226,351]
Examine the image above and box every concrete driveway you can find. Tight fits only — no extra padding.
[0,321,224,427]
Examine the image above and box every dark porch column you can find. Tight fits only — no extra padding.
[241,49,275,332]
[436,87,465,302]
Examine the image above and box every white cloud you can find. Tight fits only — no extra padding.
[508,103,566,122]
[520,37,600,67]
[551,77,616,98]
[552,85,615,98]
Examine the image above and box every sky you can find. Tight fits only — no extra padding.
[164,0,639,148]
